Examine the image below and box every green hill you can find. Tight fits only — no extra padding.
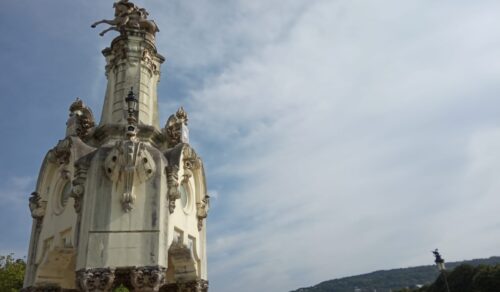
[291,256,500,292]
[407,263,500,292]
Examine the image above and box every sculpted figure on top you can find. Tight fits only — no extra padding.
[91,0,159,36]
[24,2,209,290]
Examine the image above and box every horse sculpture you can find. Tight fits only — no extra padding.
[91,0,159,36]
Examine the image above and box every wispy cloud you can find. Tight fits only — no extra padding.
[182,1,500,291]
[2,1,500,291]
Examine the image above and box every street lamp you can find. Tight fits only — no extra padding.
[125,87,138,138]
[125,87,138,122]
[432,249,450,292]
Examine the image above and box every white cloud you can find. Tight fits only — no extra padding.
[177,1,500,291]
[3,1,500,291]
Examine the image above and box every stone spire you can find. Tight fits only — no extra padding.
[91,0,165,131]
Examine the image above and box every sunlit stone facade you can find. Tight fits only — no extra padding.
[23,2,209,291]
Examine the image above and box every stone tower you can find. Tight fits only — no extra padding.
[23,2,209,291]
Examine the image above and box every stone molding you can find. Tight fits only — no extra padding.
[103,36,161,77]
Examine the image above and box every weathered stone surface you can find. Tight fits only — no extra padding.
[24,2,208,291]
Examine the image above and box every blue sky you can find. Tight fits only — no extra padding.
[2,1,500,291]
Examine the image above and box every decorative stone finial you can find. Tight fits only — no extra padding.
[164,107,190,146]
[67,98,95,139]
[130,266,167,291]
[175,107,188,123]
[91,0,160,36]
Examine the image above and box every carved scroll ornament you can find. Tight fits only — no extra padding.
[47,138,72,165]
[104,141,156,212]
[166,165,180,214]
[182,146,201,171]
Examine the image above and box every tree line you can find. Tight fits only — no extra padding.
[398,264,500,292]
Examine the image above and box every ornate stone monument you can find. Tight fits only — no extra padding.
[23,2,209,291]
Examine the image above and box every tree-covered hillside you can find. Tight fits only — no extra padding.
[401,263,500,292]
[291,257,500,292]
